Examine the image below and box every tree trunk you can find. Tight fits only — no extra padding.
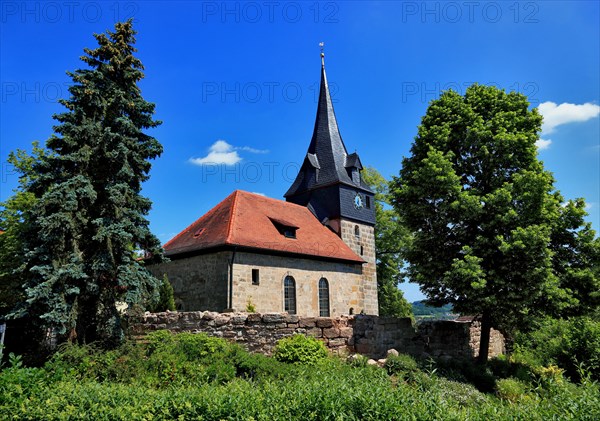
[477,311,491,364]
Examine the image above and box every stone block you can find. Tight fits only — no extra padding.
[306,327,322,337]
[327,338,347,347]
[323,328,340,338]
[202,312,219,321]
[299,317,317,328]
[316,318,334,328]
[215,315,231,326]
[285,314,299,323]
[262,313,286,323]
[386,349,399,357]
[246,313,262,323]
[339,327,353,338]
[231,314,248,325]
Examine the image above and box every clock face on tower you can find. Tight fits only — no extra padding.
[353,193,363,209]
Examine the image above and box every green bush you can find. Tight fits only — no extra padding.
[514,316,600,382]
[496,378,530,402]
[231,347,289,380]
[273,334,328,365]
[384,353,418,376]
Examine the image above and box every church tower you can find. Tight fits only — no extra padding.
[285,50,378,315]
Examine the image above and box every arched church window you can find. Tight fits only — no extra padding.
[284,276,296,314]
[354,225,360,238]
[319,278,330,317]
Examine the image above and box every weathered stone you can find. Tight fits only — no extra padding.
[328,338,347,347]
[214,315,231,326]
[262,313,286,323]
[231,314,248,325]
[306,327,322,337]
[367,359,378,366]
[202,312,219,321]
[246,313,262,323]
[323,327,340,338]
[285,314,300,323]
[316,318,334,328]
[386,349,399,357]
[339,327,353,338]
[299,317,317,328]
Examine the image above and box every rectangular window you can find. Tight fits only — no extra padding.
[252,269,260,285]
[284,276,296,314]
[319,278,330,317]
[366,196,371,209]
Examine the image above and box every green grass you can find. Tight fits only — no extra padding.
[1,331,598,420]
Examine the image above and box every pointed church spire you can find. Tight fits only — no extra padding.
[285,47,371,203]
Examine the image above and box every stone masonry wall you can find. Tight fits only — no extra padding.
[131,311,505,360]
[148,252,229,312]
[231,252,366,317]
[338,220,378,315]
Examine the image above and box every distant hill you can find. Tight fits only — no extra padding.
[411,301,455,320]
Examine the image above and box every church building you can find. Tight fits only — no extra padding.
[149,53,378,316]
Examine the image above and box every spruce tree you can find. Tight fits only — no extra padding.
[13,20,163,347]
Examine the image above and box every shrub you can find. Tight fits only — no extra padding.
[437,378,489,407]
[496,378,530,402]
[273,334,328,365]
[514,316,600,382]
[384,353,419,376]
[231,347,289,380]
[148,274,176,312]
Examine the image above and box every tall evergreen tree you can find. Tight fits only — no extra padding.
[362,167,413,319]
[11,20,163,347]
[391,84,574,362]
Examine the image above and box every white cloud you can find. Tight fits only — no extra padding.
[251,192,267,196]
[237,146,269,154]
[189,140,269,166]
[538,101,600,135]
[535,138,552,150]
[210,140,234,153]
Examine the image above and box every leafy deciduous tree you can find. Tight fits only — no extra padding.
[391,84,571,362]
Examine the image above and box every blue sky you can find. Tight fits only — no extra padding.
[1,1,599,302]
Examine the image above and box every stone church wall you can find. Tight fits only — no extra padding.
[148,252,230,312]
[231,252,368,317]
[131,311,505,360]
[150,250,378,317]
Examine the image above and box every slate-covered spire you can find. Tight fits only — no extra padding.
[285,50,370,199]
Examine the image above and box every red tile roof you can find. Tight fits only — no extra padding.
[163,190,364,263]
